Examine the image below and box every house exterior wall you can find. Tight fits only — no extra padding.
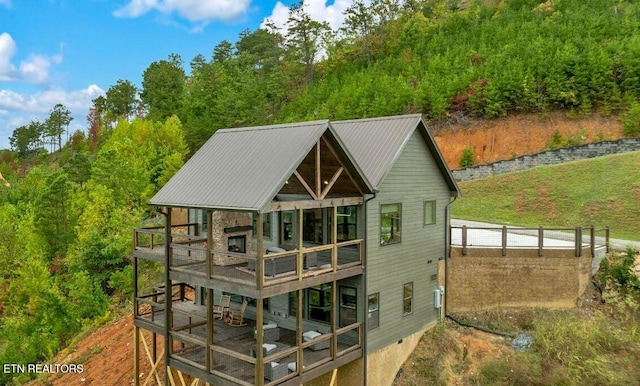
[365,129,452,354]
[447,247,592,311]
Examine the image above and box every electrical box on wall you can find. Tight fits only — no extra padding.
[434,288,442,309]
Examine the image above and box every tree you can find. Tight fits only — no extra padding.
[140,54,186,122]
[9,120,45,157]
[104,79,139,122]
[342,0,375,64]
[45,103,73,152]
[33,168,73,260]
[285,1,331,84]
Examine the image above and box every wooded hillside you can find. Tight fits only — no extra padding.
[2,0,640,383]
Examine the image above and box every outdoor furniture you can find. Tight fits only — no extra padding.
[254,321,281,342]
[226,300,248,326]
[213,294,231,320]
[264,361,288,381]
[303,325,331,351]
[249,342,290,358]
[247,250,317,276]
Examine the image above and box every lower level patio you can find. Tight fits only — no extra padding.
[135,299,362,386]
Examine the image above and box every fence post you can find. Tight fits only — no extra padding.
[606,226,610,253]
[590,225,595,257]
[501,226,507,256]
[462,225,467,256]
[575,227,582,257]
[538,226,543,257]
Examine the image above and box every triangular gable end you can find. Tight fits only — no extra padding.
[268,129,371,212]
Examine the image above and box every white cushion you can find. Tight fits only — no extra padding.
[319,263,332,269]
[263,343,277,352]
[267,247,286,253]
[303,330,321,340]
[287,362,296,372]
[264,322,278,330]
[270,362,279,368]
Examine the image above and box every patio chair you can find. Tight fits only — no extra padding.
[213,295,231,320]
[226,299,248,326]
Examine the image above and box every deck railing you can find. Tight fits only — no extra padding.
[134,225,363,288]
[451,225,610,257]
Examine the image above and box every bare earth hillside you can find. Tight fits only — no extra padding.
[30,112,624,386]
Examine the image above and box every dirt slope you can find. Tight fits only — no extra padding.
[30,112,624,386]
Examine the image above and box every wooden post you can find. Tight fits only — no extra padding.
[207,210,213,278]
[256,295,264,386]
[297,289,303,376]
[606,226,610,253]
[331,281,337,361]
[257,212,264,290]
[134,327,140,386]
[332,206,338,271]
[206,288,213,374]
[316,141,321,197]
[501,226,507,257]
[590,225,595,257]
[538,226,544,257]
[297,209,303,280]
[575,227,582,257]
[461,226,467,256]
[164,208,172,383]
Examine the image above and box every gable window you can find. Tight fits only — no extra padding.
[337,206,357,241]
[424,200,436,225]
[380,203,402,245]
[367,293,379,330]
[403,283,413,316]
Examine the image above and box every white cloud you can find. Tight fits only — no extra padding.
[0,85,105,148]
[0,32,63,85]
[113,0,251,23]
[261,0,356,34]
[0,32,17,80]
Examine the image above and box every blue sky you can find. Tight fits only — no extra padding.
[0,0,354,150]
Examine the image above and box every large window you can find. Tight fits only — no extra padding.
[337,206,357,241]
[380,203,402,245]
[403,283,413,316]
[308,284,332,323]
[252,213,271,239]
[424,200,436,225]
[339,286,357,327]
[367,293,379,330]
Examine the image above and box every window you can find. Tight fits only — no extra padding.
[339,286,357,327]
[281,211,295,243]
[424,200,436,225]
[403,283,413,316]
[380,203,402,245]
[252,213,271,239]
[308,283,332,323]
[337,206,357,241]
[367,293,379,330]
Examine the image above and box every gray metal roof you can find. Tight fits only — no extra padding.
[151,114,459,211]
[150,120,372,212]
[331,114,460,195]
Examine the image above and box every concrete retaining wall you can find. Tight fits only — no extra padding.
[446,247,592,312]
[453,138,640,181]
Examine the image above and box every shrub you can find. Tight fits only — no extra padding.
[459,146,474,168]
[623,103,640,137]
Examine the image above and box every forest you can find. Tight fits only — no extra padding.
[1,0,640,383]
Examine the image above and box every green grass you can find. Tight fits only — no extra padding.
[451,151,640,241]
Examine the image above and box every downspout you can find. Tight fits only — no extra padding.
[443,194,457,320]
[362,190,377,386]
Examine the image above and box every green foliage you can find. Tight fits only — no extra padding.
[623,103,640,137]
[141,54,186,122]
[601,246,640,290]
[459,146,475,168]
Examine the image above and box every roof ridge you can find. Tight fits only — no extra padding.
[218,120,329,133]
[331,113,422,125]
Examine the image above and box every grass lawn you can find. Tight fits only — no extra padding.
[451,151,640,241]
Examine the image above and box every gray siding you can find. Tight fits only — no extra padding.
[365,130,451,353]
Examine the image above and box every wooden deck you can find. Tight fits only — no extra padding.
[136,301,359,385]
